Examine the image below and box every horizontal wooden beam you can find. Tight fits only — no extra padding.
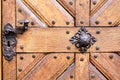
[16,28,120,52]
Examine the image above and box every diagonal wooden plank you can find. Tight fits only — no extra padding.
[17,53,46,80]
[22,0,74,27]
[2,0,16,80]
[16,2,43,27]
[76,0,90,26]
[90,0,107,17]
[75,53,89,80]
[57,0,75,17]
[90,0,120,26]
[21,53,74,80]
[57,63,75,80]
[17,28,120,52]
[89,63,107,80]
[90,53,120,80]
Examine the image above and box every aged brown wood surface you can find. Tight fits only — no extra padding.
[75,53,89,80]
[57,0,75,17]
[17,53,74,80]
[22,0,74,27]
[90,0,120,26]
[17,28,120,52]
[76,0,89,26]
[90,53,120,80]
[16,2,41,27]
[2,0,16,80]
[89,63,107,80]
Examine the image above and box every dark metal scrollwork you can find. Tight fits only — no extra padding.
[69,27,96,52]
[2,20,29,61]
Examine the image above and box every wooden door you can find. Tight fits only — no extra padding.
[1,0,120,80]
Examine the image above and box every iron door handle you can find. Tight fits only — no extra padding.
[2,19,29,61]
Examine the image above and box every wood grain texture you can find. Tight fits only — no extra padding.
[89,63,107,80]
[16,28,120,52]
[90,0,120,26]
[16,3,41,27]
[21,53,74,80]
[57,63,74,80]
[22,0,74,27]
[90,53,120,80]
[57,0,75,17]
[75,53,89,80]
[2,0,16,80]
[17,53,46,80]
[2,0,15,27]
[76,0,89,26]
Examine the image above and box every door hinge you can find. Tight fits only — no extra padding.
[2,20,29,61]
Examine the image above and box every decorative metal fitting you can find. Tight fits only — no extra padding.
[69,27,96,52]
[2,19,29,61]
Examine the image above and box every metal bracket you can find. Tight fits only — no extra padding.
[69,27,96,52]
[2,20,29,61]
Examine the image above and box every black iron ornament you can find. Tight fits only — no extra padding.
[69,27,96,52]
[2,20,29,61]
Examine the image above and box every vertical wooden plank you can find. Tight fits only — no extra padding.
[76,0,89,26]
[75,53,89,80]
[2,0,16,80]
[0,0,1,79]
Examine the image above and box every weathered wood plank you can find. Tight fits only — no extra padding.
[57,0,75,17]
[75,53,89,80]
[90,0,120,26]
[89,63,107,80]
[17,28,120,52]
[17,53,46,80]
[57,63,74,80]
[16,2,41,27]
[22,53,74,80]
[22,0,74,27]
[2,0,16,80]
[90,53,120,80]
[76,0,89,26]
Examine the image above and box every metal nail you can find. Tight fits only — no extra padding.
[20,45,24,49]
[69,1,73,5]
[96,46,100,50]
[70,75,74,79]
[66,31,70,34]
[94,54,98,58]
[80,57,84,61]
[109,54,114,59]
[96,30,101,34]
[95,20,100,25]
[20,56,24,60]
[66,56,70,60]
[32,55,36,58]
[67,46,71,50]
[53,56,57,59]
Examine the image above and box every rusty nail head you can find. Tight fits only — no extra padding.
[32,55,36,58]
[53,56,57,59]
[91,73,95,78]
[80,20,84,24]
[66,31,70,34]
[96,30,101,34]
[18,8,22,13]
[94,54,98,58]
[20,56,24,60]
[67,46,71,50]
[109,54,114,59]
[66,56,70,60]
[20,45,24,49]
[93,1,97,5]
[80,57,84,61]
[66,21,70,25]
[52,21,55,25]
[69,1,73,5]
[95,20,100,25]
[108,21,112,25]
[18,68,22,72]
[31,22,35,25]
[70,75,74,79]
[96,46,100,50]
